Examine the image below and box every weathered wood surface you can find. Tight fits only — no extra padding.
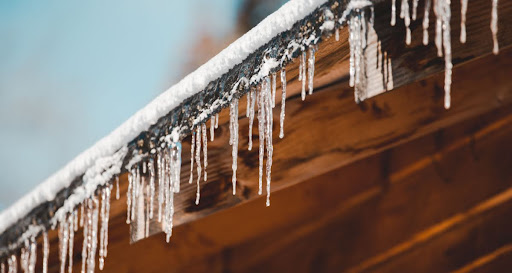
[24,45,512,273]
[56,69,512,272]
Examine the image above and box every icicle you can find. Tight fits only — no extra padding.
[43,232,49,273]
[308,47,315,95]
[423,0,432,45]
[148,159,155,219]
[157,153,164,222]
[202,123,208,182]
[264,76,273,207]
[460,0,467,43]
[271,72,277,108]
[126,171,132,224]
[59,218,69,273]
[434,0,443,57]
[79,204,84,228]
[400,0,411,45]
[335,27,340,41]
[20,241,27,273]
[189,133,195,185]
[248,89,256,151]
[215,113,219,129]
[230,99,239,195]
[115,176,120,200]
[301,51,307,100]
[87,197,99,273]
[8,255,16,273]
[99,186,111,270]
[195,126,202,205]
[279,68,287,139]
[491,0,499,55]
[391,0,397,25]
[130,167,138,223]
[298,52,303,81]
[1,261,4,273]
[210,116,215,141]
[413,0,419,20]
[80,200,88,273]
[432,0,453,109]
[349,7,369,102]
[68,214,75,273]
[257,82,265,196]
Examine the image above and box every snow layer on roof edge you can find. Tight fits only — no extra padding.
[0,0,328,235]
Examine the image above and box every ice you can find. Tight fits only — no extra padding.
[400,0,411,45]
[189,132,195,185]
[7,255,16,273]
[257,80,266,195]
[68,214,75,273]
[148,159,155,219]
[348,7,370,102]
[248,90,256,151]
[1,261,4,273]
[301,51,307,100]
[271,73,277,108]
[413,0,419,20]
[126,171,132,224]
[195,126,202,205]
[423,0,432,45]
[391,0,397,26]
[264,76,273,207]
[460,0,468,43]
[215,113,219,129]
[230,99,239,195]
[279,68,287,139]
[202,123,208,182]
[43,232,49,273]
[491,0,499,55]
[210,116,215,141]
[99,186,111,270]
[115,176,120,200]
[308,47,315,95]
[335,27,340,41]
[59,218,69,273]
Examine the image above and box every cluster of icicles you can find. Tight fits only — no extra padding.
[0,185,115,273]
[390,0,500,109]
[0,0,502,271]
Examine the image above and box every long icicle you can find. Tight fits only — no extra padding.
[202,123,208,182]
[264,76,273,207]
[195,126,202,205]
[279,68,287,139]
[189,133,195,185]
[231,98,239,195]
[257,82,265,195]
[271,72,277,108]
[301,51,307,100]
[42,232,49,273]
[68,214,75,273]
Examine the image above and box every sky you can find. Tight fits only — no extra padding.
[0,0,240,211]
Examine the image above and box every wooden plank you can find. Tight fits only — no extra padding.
[34,52,512,272]
[76,79,512,273]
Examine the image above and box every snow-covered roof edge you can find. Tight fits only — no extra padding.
[0,0,328,238]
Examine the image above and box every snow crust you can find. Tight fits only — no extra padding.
[0,0,327,235]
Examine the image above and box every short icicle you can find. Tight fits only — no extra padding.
[210,116,215,141]
[460,0,468,43]
[148,159,155,219]
[195,126,202,205]
[423,0,432,45]
[308,47,315,95]
[391,0,397,26]
[491,0,499,55]
[115,176,120,200]
[231,98,239,195]
[279,68,287,139]
[58,217,69,273]
[126,171,132,224]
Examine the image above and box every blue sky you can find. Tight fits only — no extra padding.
[0,0,239,210]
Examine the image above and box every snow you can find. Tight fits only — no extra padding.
[0,0,328,235]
